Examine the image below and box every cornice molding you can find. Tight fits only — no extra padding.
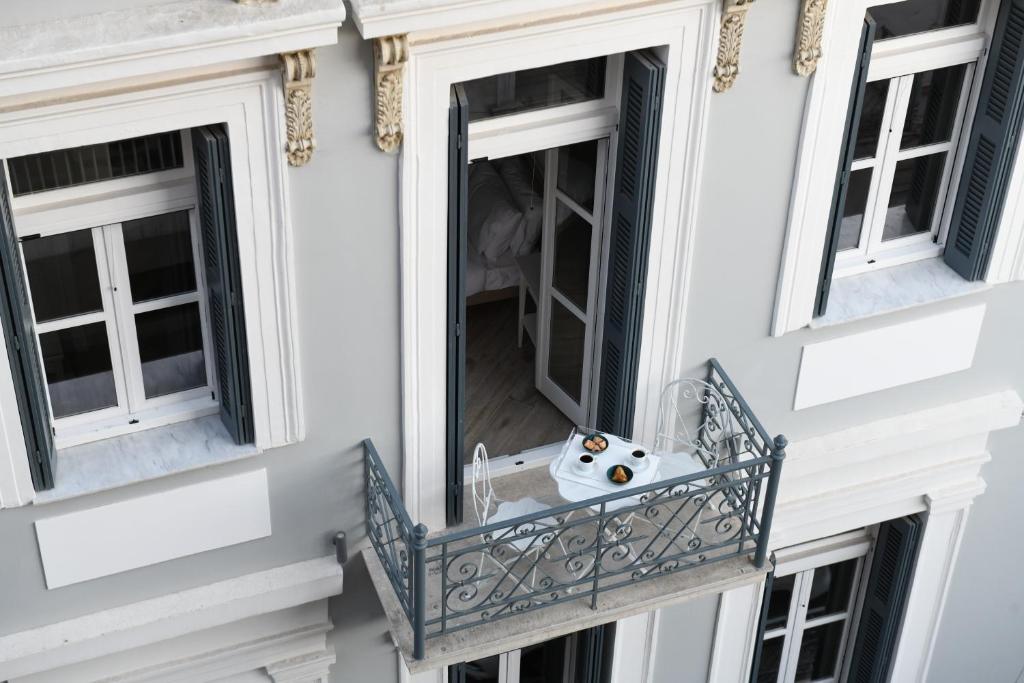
[713,0,755,93]
[281,49,318,166]
[794,0,828,76]
[374,34,410,153]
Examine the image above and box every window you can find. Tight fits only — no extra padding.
[832,13,980,277]
[0,125,254,491]
[451,626,613,683]
[461,57,607,122]
[754,558,865,682]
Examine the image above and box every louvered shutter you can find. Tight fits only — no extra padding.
[815,15,876,317]
[191,125,253,445]
[0,165,56,490]
[596,49,665,439]
[944,0,1024,280]
[747,570,775,683]
[446,85,469,526]
[848,515,923,682]
[575,624,614,683]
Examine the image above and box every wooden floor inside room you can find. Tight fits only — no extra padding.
[464,298,573,463]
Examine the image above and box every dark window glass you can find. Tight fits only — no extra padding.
[854,80,891,159]
[553,203,592,311]
[548,298,585,403]
[122,210,197,303]
[806,559,858,620]
[135,302,207,398]
[756,637,785,683]
[22,229,103,323]
[8,131,184,196]
[838,168,873,251]
[766,574,796,631]
[871,0,983,40]
[883,153,947,241]
[40,322,117,418]
[520,634,569,683]
[461,57,606,122]
[463,655,500,683]
[794,622,845,681]
[557,139,598,211]
[902,64,968,149]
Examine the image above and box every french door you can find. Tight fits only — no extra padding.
[536,139,610,426]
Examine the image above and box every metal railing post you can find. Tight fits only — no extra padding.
[412,523,428,659]
[754,435,786,568]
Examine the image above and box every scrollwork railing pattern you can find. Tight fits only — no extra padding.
[364,359,784,659]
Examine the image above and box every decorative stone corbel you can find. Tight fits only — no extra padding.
[794,0,828,76]
[280,50,317,167]
[713,0,756,92]
[374,34,409,153]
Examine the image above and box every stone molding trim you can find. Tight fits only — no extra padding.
[375,34,410,153]
[713,0,755,92]
[266,650,337,682]
[281,49,318,166]
[794,0,828,76]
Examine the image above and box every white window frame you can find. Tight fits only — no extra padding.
[470,635,580,683]
[833,12,985,277]
[769,0,1024,335]
[758,533,871,683]
[0,66,305,508]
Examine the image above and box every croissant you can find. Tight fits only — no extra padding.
[611,465,629,483]
[583,434,609,453]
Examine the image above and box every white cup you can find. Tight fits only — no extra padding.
[575,453,596,474]
[630,449,649,471]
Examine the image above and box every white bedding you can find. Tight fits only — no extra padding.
[465,158,543,297]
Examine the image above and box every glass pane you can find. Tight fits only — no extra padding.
[548,298,585,403]
[40,322,117,418]
[462,57,606,122]
[902,65,968,149]
[883,153,947,242]
[122,210,197,303]
[766,574,796,631]
[854,81,891,160]
[520,634,569,683]
[871,0,982,40]
[23,229,103,323]
[838,168,872,252]
[794,622,846,682]
[135,302,206,398]
[553,202,593,312]
[756,637,784,683]
[807,559,859,621]
[463,655,500,683]
[557,140,598,212]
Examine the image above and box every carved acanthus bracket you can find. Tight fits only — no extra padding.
[713,0,756,93]
[280,50,317,167]
[374,34,409,153]
[794,0,828,76]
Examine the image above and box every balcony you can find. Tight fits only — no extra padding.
[362,359,785,671]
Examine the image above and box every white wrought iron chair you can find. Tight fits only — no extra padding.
[471,443,568,589]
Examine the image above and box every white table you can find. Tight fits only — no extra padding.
[549,431,665,511]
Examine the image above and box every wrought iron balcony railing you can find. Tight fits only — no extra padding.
[364,358,785,661]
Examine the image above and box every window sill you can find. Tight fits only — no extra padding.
[33,415,260,505]
[810,257,989,329]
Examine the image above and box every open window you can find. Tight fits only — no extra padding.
[815,0,1024,317]
[0,124,253,491]
[450,625,614,683]
[446,50,664,524]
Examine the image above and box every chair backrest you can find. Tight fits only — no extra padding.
[471,443,496,527]
[653,378,736,469]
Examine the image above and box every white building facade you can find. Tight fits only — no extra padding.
[0,1,1022,682]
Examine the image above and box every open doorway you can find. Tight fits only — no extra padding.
[463,138,609,464]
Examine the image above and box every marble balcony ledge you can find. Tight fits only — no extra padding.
[34,415,260,505]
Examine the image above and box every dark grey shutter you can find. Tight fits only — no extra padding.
[944,0,1024,280]
[596,49,665,439]
[576,624,615,683]
[447,85,469,526]
[848,515,923,682]
[815,15,877,317]
[192,125,253,445]
[447,663,466,683]
[747,569,775,683]
[0,166,56,490]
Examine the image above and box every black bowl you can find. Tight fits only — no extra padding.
[606,464,634,484]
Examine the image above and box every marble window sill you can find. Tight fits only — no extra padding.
[34,416,260,505]
[811,257,990,329]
